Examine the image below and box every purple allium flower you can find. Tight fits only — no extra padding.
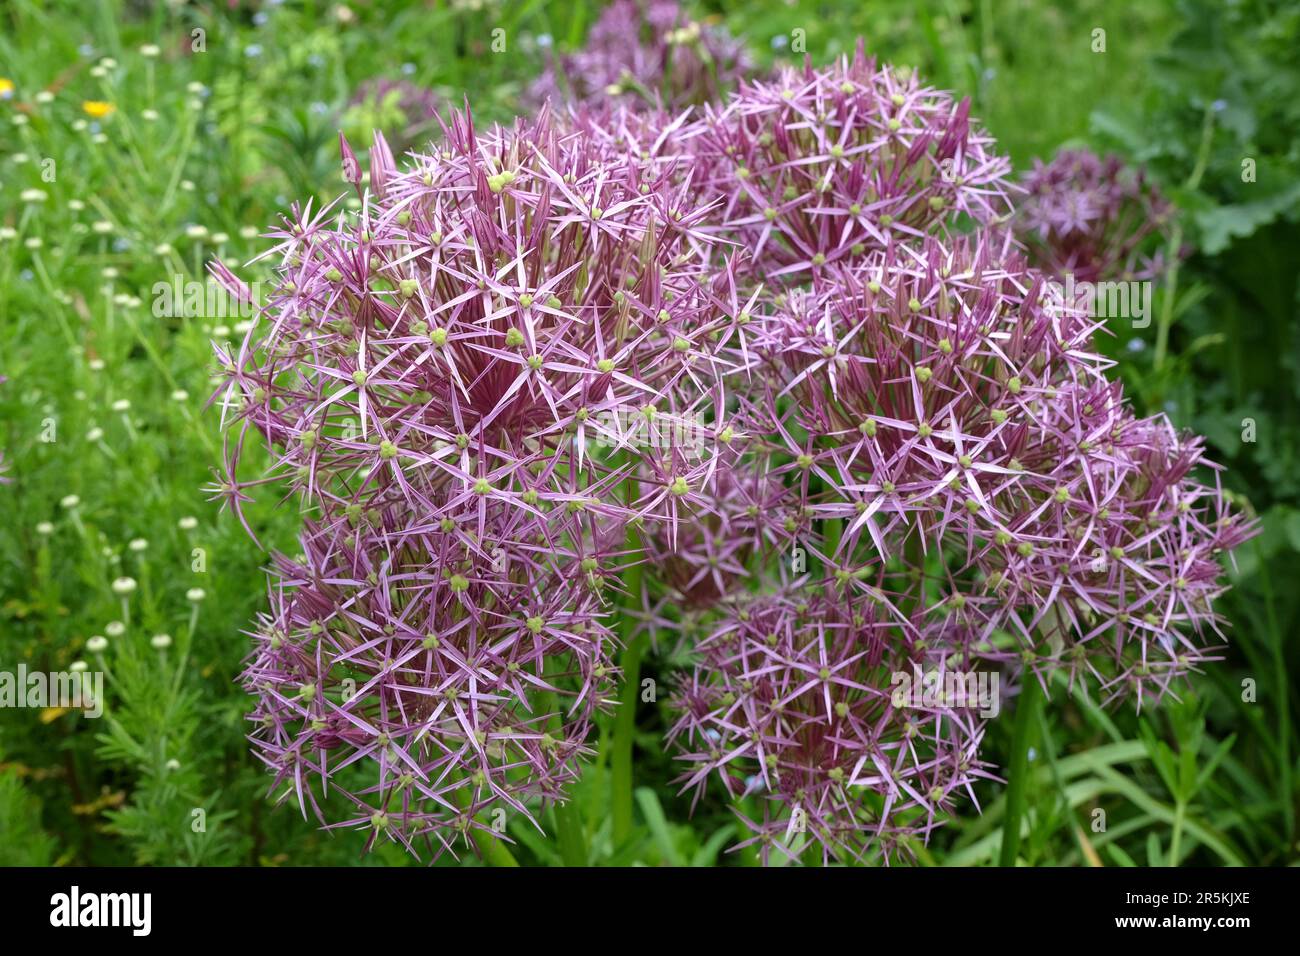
[212,106,743,855]
[1016,148,1175,283]
[528,0,752,111]
[693,41,1013,286]
[668,586,992,865]
[745,234,1255,708]
[644,454,795,611]
[668,230,1255,862]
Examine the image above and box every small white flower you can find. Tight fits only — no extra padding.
[111,576,137,595]
[185,224,207,239]
[24,237,43,249]
[35,91,54,104]
[36,521,55,535]
[140,44,161,57]
[128,538,148,552]
[68,199,85,211]
[98,57,118,70]
[180,180,196,193]
[211,231,229,244]
[186,587,206,603]
[70,660,88,673]
[11,152,29,164]
[91,133,108,145]
[71,118,87,131]
[141,108,159,121]
[186,81,206,94]
[165,758,181,771]
[101,267,118,279]
[0,227,16,241]
[213,324,231,337]
[86,427,104,442]
[151,633,173,649]
[88,358,106,372]
[112,398,131,412]
[178,516,198,530]
[239,225,258,239]
[12,114,29,126]
[92,220,114,234]
[105,621,126,637]
[20,188,47,203]
[89,65,108,78]
[171,389,190,402]
[86,635,109,653]
[154,242,173,256]
[60,494,81,509]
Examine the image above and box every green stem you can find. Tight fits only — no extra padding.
[1170,799,1186,865]
[553,800,588,867]
[1000,673,1045,866]
[1252,538,1293,841]
[610,562,646,847]
[1154,103,1216,373]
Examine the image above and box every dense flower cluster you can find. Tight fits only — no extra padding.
[215,33,1252,866]
[214,107,743,856]
[659,233,1251,859]
[737,236,1254,706]
[1016,148,1174,283]
[528,0,751,110]
[693,42,1013,285]
[668,585,992,865]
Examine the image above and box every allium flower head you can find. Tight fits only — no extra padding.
[665,224,1254,864]
[214,105,743,855]
[747,233,1255,707]
[695,41,1012,285]
[1016,148,1174,283]
[668,586,990,865]
[529,0,752,111]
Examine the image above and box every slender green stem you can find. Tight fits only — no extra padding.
[1154,104,1216,373]
[1170,799,1186,865]
[553,800,588,867]
[1000,673,1045,866]
[611,562,646,846]
[1253,537,1293,841]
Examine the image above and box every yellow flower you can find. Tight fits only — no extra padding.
[0,78,15,100]
[82,100,115,118]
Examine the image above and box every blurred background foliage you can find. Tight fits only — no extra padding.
[1,0,1297,866]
